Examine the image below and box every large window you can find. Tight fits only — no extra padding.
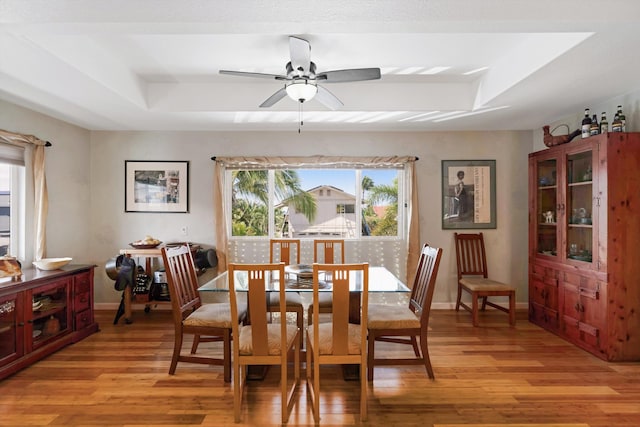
[0,163,24,258]
[228,167,404,239]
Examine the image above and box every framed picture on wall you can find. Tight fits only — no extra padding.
[125,160,189,213]
[441,159,496,229]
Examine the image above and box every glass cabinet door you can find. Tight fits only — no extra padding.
[0,293,24,365]
[27,279,72,351]
[535,158,558,257]
[566,149,594,263]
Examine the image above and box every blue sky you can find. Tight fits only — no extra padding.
[298,169,398,196]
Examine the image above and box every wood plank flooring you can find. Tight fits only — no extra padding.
[1,309,639,426]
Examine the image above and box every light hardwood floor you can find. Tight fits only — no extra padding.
[1,309,639,426]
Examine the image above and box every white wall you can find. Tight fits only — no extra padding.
[90,130,532,307]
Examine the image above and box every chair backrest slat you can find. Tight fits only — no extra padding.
[454,232,489,278]
[228,262,286,357]
[312,263,368,356]
[313,239,345,264]
[270,239,301,265]
[408,244,443,325]
[161,245,201,324]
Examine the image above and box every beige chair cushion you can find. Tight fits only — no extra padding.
[183,302,246,328]
[237,323,299,355]
[307,323,362,355]
[367,303,420,329]
[268,292,303,307]
[459,277,515,292]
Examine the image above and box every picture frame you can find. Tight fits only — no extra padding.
[125,160,189,213]
[442,159,496,229]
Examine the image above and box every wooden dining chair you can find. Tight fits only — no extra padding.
[161,245,246,383]
[228,262,301,424]
[454,232,516,326]
[268,239,304,346]
[307,262,369,423]
[367,244,442,381]
[307,239,345,324]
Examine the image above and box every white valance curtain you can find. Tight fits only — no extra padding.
[213,155,421,279]
[0,129,49,261]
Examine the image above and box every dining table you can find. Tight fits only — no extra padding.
[198,264,410,323]
[198,264,410,380]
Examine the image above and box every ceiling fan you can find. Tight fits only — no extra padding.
[219,36,381,110]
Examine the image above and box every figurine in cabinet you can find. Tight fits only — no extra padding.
[543,211,554,223]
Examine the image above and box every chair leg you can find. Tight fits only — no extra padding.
[169,328,183,375]
[223,330,231,383]
[360,357,367,421]
[233,359,242,423]
[471,292,479,327]
[190,335,200,354]
[281,350,288,424]
[367,331,376,381]
[455,284,462,311]
[481,296,488,310]
[419,335,434,379]
[296,307,304,350]
[410,336,420,357]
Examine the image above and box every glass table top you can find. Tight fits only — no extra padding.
[198,265,409,293]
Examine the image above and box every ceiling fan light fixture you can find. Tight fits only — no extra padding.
[286,80,317,103]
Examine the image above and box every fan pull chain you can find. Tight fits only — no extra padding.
[298,101,304,133]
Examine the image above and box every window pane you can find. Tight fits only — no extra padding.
[230,170,269,236]
[361,169,399,237]
[0,164,10,256]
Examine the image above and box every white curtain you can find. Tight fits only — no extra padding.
[0,129,49,260]
[213,155,420,280]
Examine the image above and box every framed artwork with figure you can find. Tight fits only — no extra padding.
[125,160,189,213]
[441,160,496,229]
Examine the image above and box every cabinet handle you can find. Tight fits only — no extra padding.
[574,303,580,312]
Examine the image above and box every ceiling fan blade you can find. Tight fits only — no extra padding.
[220,70,287,80]
[259,87,288,108]
[315,85,344,110]
[289,36,311,75]
[316,68,381,83]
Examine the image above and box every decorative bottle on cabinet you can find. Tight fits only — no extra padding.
[616,105,626,131]
[581,108,592,138]
[589,114,599,136]
[528,132,640,361]
[600,112,608,134]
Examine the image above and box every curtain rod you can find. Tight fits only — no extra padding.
[211,156,418,161]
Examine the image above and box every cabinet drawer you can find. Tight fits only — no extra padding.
[562,271,597,289]
[532,264,559,286]
[530,302,559,331]
[74,292,90,312]
[75,310,92,330]
[74,272,92,294]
